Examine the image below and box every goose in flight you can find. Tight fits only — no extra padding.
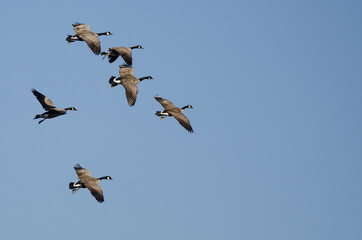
[154,96,194,133]
[32,88,77,124]
[101,45,143,65]
[66,22,112,55]
[69,164,113,203]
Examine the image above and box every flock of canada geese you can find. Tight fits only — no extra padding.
[32,23,194,203]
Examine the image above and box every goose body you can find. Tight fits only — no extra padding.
[66,23,112,55]
[109,65,153,106]
[101,45,143,65]
[154,96,194,133]
[32,89,77,124]
[69,164,112,203]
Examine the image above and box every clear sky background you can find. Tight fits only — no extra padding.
[0,0,361,239]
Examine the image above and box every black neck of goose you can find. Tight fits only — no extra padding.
[98,176,110,180]
[139,76,152,81]
[97,32,110,36]
[130,45,142,49]
[181,105,190,110]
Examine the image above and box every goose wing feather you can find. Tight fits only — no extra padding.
[121,77,138,106]
[168,110,194,133]
[73,23,90,32]
[154,96,177,111]
[74,24,101,55]
[115,47,132,65]
[74,164,92,179]
[112,47,132,65]
[32,89,56,110]
[83,181,104,203]
[78,33,101,55]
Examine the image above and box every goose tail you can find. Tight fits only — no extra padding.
[66,35,73,43]
[109,76,121,87]
[69,182,76,189]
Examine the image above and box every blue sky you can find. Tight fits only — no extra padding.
[0,0,361,239]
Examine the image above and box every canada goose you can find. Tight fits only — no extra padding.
[101,45,143,65]
[109,65,153,106]
[66,23,112,55]
[31,89,77,124]
[154,96,194,133]
[69,164,113,203]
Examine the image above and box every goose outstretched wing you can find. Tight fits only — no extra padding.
[32,89,56,110]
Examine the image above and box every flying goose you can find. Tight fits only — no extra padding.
[66,23,112,55]
[69,164,113,203]
[154,96,194,133]
[32,88,77,124]
[109,65,153,106]
[101,45,143,65]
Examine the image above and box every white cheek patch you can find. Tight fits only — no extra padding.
[114,79,121,84]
